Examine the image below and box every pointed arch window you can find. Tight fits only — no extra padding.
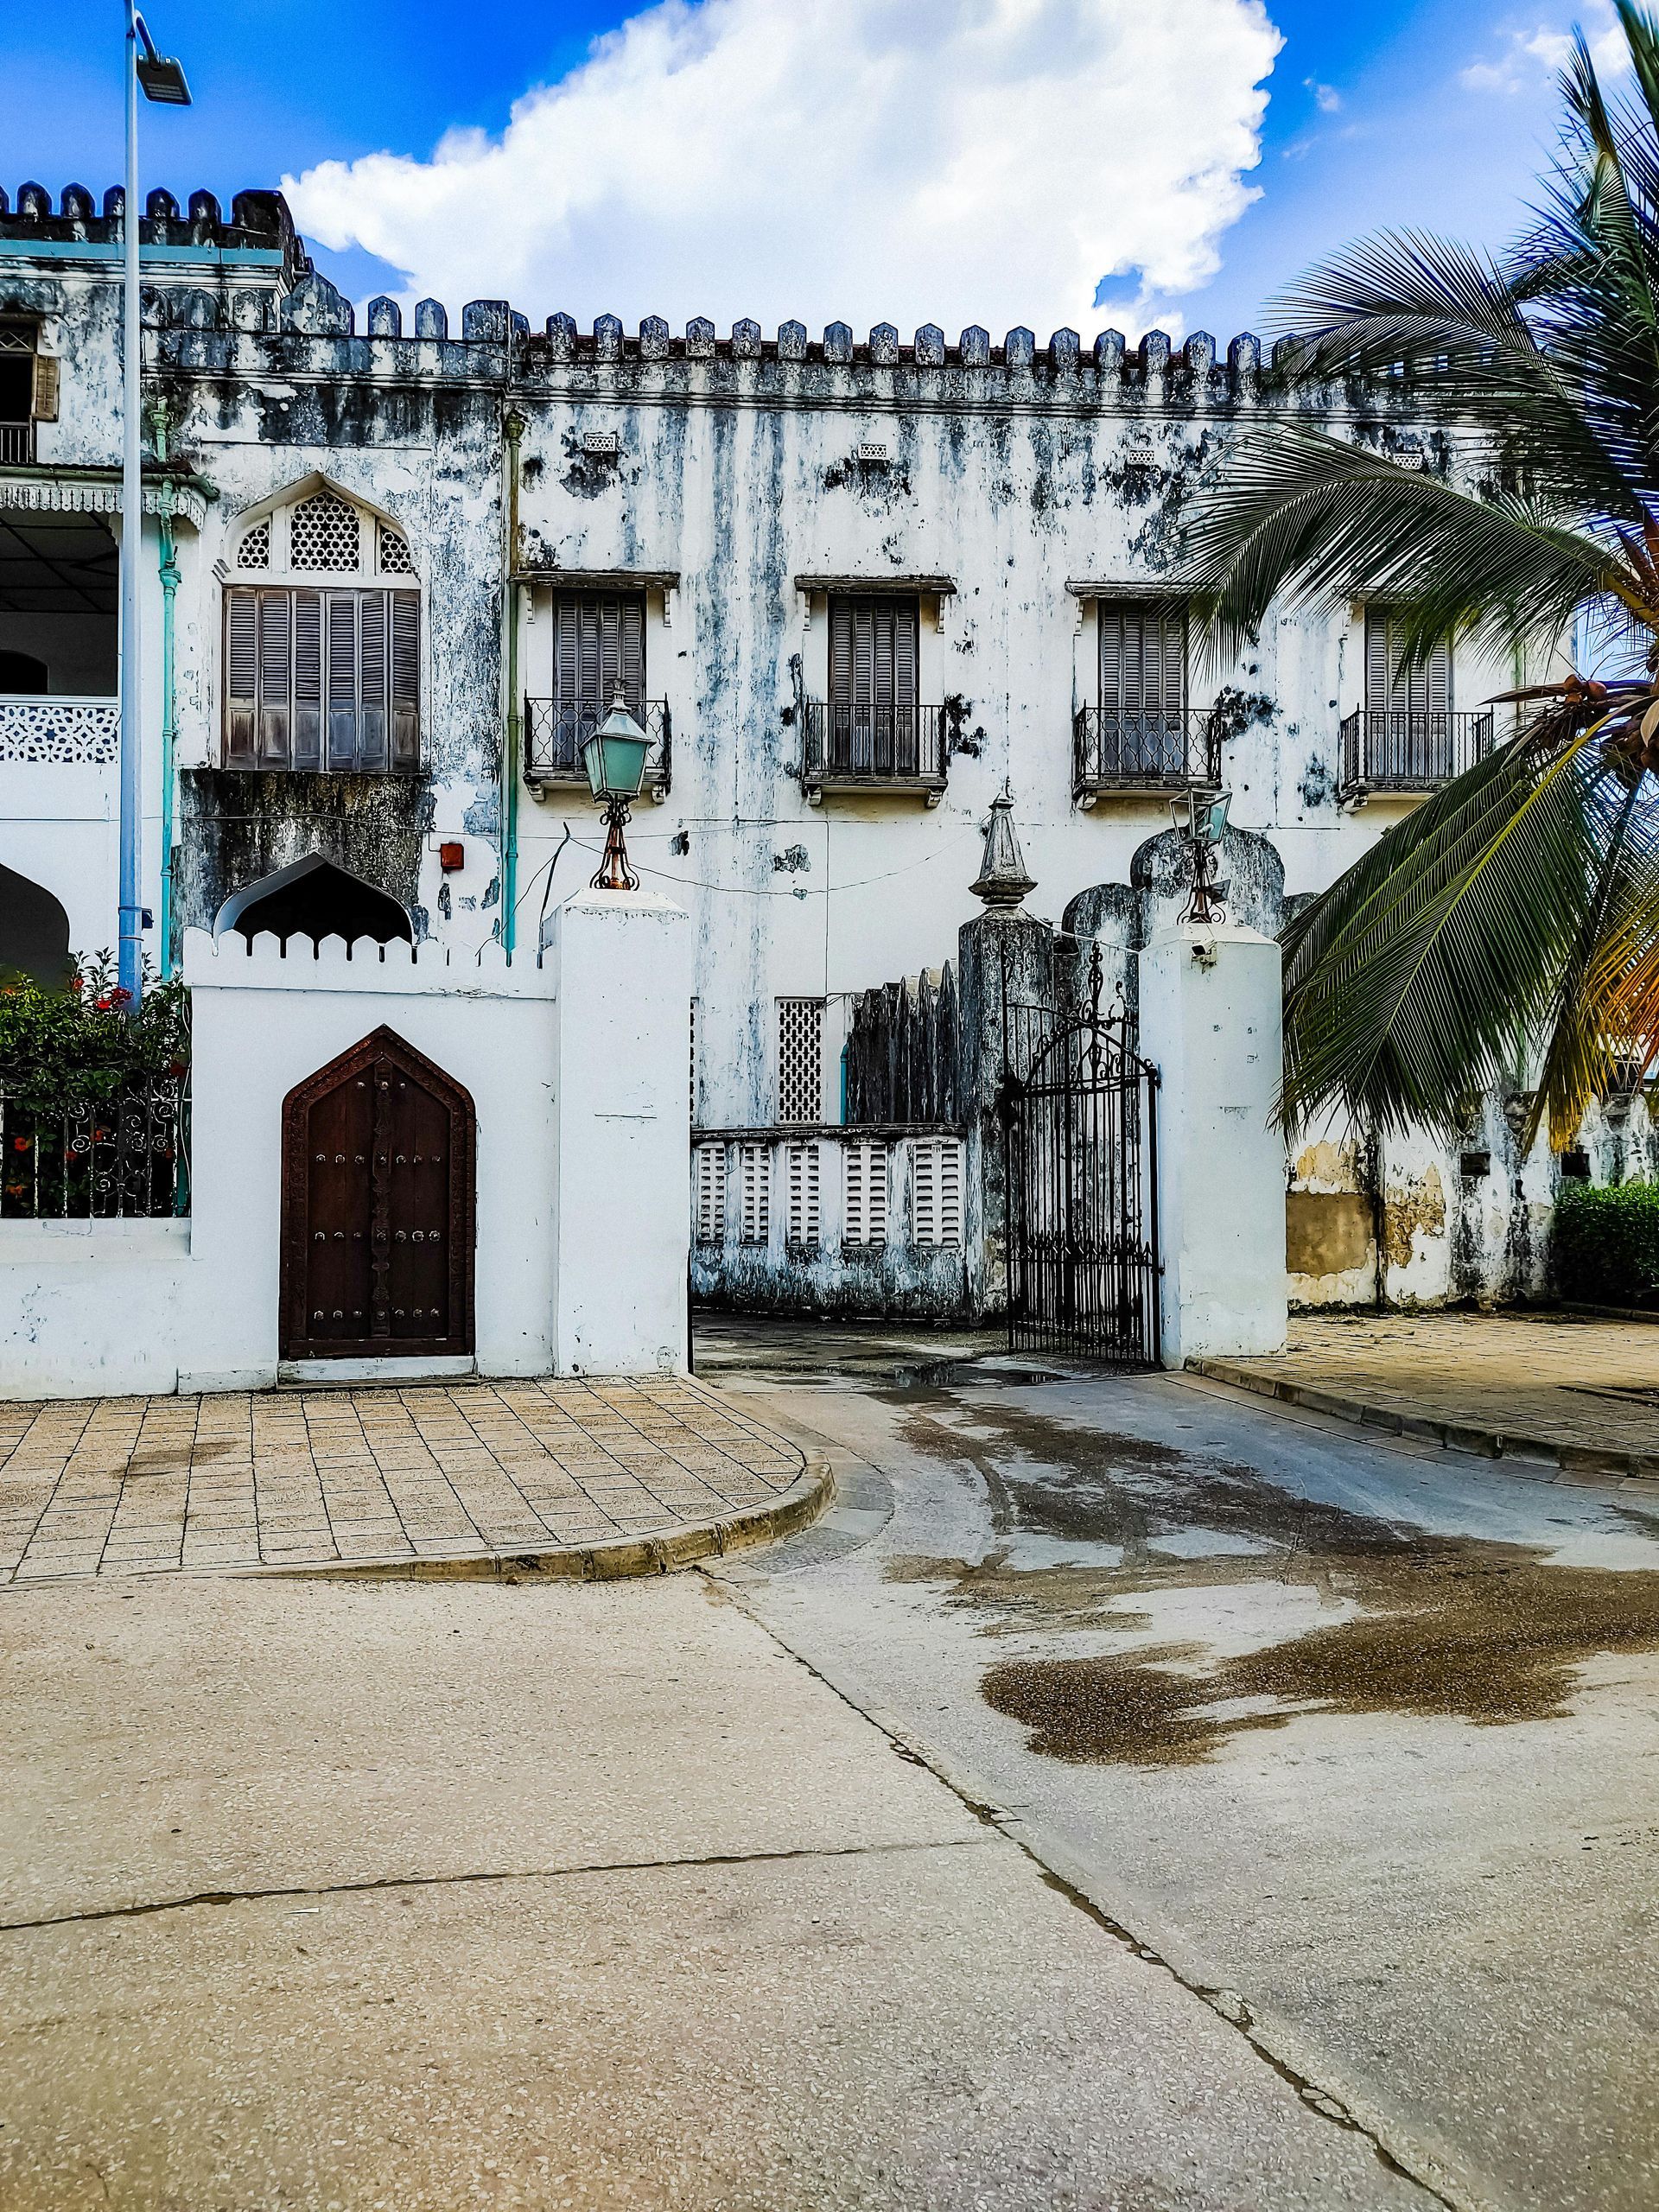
[225,488,420,773]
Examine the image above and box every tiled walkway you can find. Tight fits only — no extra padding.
[0,1378,805,1585]
[1214,1312,1659,1468]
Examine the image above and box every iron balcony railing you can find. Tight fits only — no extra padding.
[1339,709,1496,797]
[1072,706,1221,796]
[524,696,671,791]
[0,422,34,466]
[0,1079,189,1219]
[801,701,947,791]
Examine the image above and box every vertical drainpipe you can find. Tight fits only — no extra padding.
[500,410,525,954]
[149,402,179,978]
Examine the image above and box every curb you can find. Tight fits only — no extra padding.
[271,1459,835,1585]
[1187,1358,1659,1495]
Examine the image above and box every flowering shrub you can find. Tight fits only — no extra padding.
[0,952,188,1111]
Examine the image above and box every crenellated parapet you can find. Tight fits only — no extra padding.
[0,181,307,282]
[1,180,1413,417]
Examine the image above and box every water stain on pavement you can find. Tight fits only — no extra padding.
[883,1394,1659,1766]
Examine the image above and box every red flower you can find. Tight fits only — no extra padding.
[11,1136,29,1153]
[67,976,83,994]
[109,986,132,1007]
[94,995,112,1011]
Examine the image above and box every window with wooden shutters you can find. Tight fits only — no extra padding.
[1097,601,1187,775]
[739,1143,772,1246]
[777,997,823,1123]
[1364,607,1452,716]
[911,1137,962,1249]
[1363,607,1453,782]
[695,1143,728,1243]
[843,1140,889,1249]
[785,1141,821,1248]
[553,593,645,715]
[223,487,420,772]
[827,594,920,773]
[224,585,420,772]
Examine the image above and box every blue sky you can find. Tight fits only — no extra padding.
[3,1,1617,340]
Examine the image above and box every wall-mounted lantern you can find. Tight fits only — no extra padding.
[582,695,651,890]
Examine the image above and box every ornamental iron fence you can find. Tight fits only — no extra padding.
[0,1078,189,1218]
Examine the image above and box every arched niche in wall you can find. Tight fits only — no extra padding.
[215,853,413,947]
[0,861,72,988]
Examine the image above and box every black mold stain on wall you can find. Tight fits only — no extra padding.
[175,769,435,944]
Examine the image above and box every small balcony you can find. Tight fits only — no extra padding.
[0,422,35,466]
[524,696,671,798]
[800,701,947,804]
[1338,709,1495,801]
[1072,706,1219,803]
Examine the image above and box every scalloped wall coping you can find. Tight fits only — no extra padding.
[181,926,556,999]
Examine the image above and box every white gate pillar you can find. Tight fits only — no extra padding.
[547,887,692,1375]
[1138,923,1287,1367]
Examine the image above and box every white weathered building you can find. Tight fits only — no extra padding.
[1,179,1650,1331]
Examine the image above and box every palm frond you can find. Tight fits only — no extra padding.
[1278,729,1607,1139]
[1185,423,1626,664]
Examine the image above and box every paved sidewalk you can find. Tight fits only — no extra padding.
[1198,1311,1659,1482]
[0,1377,808,1585]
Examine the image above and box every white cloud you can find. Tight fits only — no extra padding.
[285,0,1282,339]
[1461,3,1629,93]
[1305,77,1342,112]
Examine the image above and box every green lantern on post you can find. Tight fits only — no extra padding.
[582,695,651,889]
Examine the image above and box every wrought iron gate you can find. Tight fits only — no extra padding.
[1001,969,1160,1365]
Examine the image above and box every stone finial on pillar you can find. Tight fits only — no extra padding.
[970,781,1036,910]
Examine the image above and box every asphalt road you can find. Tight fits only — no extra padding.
[707,1328,1659,2212]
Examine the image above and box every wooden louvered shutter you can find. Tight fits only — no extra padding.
[618,595,645,713]
[892,600,918,704]
[359,590,389,769]
[830,597,855,703]
[1098,606,1123,713]
[853,601,876,703]
[1365,606,1394,713]
[1159,607,1185,712]
[390,593,420,768]
[327,591,359,769]
[30,353,59,422]
[292,591,322,769]
[256,589,292,766]
[576,598,603,703]
[553,595,581,709]
[225,588,258,766]
[1427,637,1451,717]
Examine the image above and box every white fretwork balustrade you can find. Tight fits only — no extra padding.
[0,697,119,766]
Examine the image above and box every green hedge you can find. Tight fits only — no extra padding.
[1554,1179,1659,1306]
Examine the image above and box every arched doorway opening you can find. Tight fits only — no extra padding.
[215,854,413,948]
[0,861,72,988]
[280,1026,475,1361]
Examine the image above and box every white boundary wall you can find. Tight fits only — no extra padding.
[0,889,690,1398]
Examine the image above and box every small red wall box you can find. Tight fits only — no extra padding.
[438,841,466,873]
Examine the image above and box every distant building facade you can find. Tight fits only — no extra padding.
[1,179,1649,1314]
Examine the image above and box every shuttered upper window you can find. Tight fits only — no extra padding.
[225,587,419,772]
[1364,607,1452,718]
[553,592,646,715]
[829,595,919,708]
[224,488,420,772]
[1098,602,1185,720]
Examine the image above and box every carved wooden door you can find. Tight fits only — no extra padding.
[280,1027,475,1360]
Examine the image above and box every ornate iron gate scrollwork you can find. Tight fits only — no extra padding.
[1001,953,1160,1365]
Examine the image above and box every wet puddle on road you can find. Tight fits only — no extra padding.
[880,1393,1659,1767]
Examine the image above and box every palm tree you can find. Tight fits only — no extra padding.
[1188,0,1659,1147]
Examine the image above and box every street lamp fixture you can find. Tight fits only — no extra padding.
[118,4,191,1009]
[582,696,651,891]
[1170,785,1231,925]
[134,15,191,103]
